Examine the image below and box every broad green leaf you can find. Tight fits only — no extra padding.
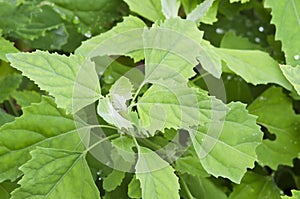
[186,0,214,23]
[103,174,131,199]
[7,51,101,113]
[229,172,281,199]
[137,84,200,135]
[265,0,300,66]
[76,16,146,62]
[0,181,19,199]
[0,97,84,182]
[190,102,262,183]
[220,31,264,50]
[280,65,300,96]
[0,110,14,127]
[180,174,227,199]
[175,148,210,177]
[111,136,136,163]
[135,147,180,199]
[282,190,300,199]
[124,0,165,22]
[0,36,18,62]
[161,0,180,18]
[97,97,133,129]
[218,48,292,90]
[11,90,41,107]
[0,73,22,103]
[248,87,300,169]
[143,18,222,80]
[0,0,127,52]
[128,175,141,199]
[109,76,133,111]
[103,170,126,192]
[11,147,100,199]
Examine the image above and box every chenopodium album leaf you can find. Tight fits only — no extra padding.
[11,147,100,199]
[248,87,300,169]
[0,97,85,182]
[189,94,263,183]
[6,51,101,113]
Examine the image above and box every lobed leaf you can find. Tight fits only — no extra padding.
[248,87,300,169]
[7,51,101,113]
[11,147,100,199]
[76,16,146,62]
[135,147,180,199]
[0,97,85,182]
[229,172,281,199]
[190,102,263,183]
[123,0,165,22]
[265,0,300,66]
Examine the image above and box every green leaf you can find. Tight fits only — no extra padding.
[128,175,141,199]
[230,0,250,3]
[97,97,133,129]
[280,65,300,96]
[0,110,14,127]
[186,0,214,24]
[161,0,180,18]
[0,97,84,182]
[103,170,126,192]
[135,147,180,199]
[190,102,263,183]
[0,36,18,62]
[220,31,264,50]
[248,87,300,169]
[218,48,292,90]
[76,16,146,62]
[0,73,22,103]
[137,84,200,135]
[199,0,219,25]
[175,148,210,177]
[143,18,222,80]
[229,172,281,199]
[6,51,101,113]
[11,90,41,107]
[124,0,165,22]
[111,136,136,164]
[0,181,19,199]
[282,190,300,199]
[11,147,100,199]
[109,76,133,111]
[180,174,227,199]
[265,0,300,66]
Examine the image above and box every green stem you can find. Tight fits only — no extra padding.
[8,98,19,116]
[179,175,194,199]
[129,81,145,109]
[83,134,119,155]
[190,72,210,83]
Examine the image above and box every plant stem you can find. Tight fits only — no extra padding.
[8,98,19,116]
[179,175,194,199]
[129,81,145,109]
[83,134,119,155]
[190,72,210,83]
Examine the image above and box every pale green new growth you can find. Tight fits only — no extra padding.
[11,148,100,199]
[161,0,180,18]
